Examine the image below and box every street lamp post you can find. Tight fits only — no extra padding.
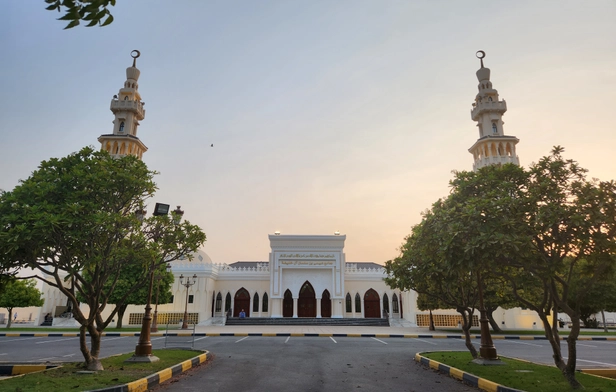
[127,204,184,363]
[180,273,197,329]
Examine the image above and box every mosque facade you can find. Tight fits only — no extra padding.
[29,52,544,330]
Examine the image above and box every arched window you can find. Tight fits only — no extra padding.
[119,122,125,132]
[492,123,497,134]
[354,293,361,313]
[262,292,269,312]
[383,293,390,314]
[253,293,259,313]
[225,292,231,312]
[124,96,129,100]
[488,96,493,101]
[345,293,352,313]
[215,292,222,313]
[392,294,399,313]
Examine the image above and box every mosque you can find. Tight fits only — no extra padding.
[32,51,541,329]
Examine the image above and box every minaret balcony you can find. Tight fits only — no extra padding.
[471,100,506,121]
[110,99,145,120]
[473,155,519,171]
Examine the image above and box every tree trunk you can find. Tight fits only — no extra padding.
[79,324,103,371]
[601,309,608,333]
[563,313,584,389]
[116,304,127,329]
[6,309,13,328]
[458,308,478,358]
[429,309,435,331]
[486,307,502,333]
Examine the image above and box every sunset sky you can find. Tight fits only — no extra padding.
[2,1,615,265]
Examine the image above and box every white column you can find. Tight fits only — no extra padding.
[316,297,322,318]
[293,298,298,318]
[389,294,394,319]
[360,297,365,318]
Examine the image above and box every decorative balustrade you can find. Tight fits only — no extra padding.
[110,99,145,118]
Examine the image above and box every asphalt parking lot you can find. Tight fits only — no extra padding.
[2,334,616,391]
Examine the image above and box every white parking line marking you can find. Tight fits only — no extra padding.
[564,357,616,367]
[284,336,290,344]
[413,338,438,345]
[501,340,543,347]
[575,343,598,348]
[36,337,77,344]
[235,336,248,343]
[330,337,337,344]
[371,337,387,345]
[151,337,166,341]
[102,336,129,342]
[0,353,8,356]
[62,354,76,357]
[194,337,209,341]
[38,357,58,361]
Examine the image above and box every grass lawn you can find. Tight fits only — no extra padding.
[438,328,616,336]
[422,351,616,392]
[0,349,203,392]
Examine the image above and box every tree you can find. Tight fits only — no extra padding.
[80,261,174,329]
[385,205,481,358]
[444,147,616,389]
[44,0,116,29]
[0,279,44,328]
[0,147,206,370]
[567,265,616,330]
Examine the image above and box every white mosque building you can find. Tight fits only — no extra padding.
[29,52,543,330]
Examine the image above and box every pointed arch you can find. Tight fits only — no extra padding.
[233,287,250,317]
[321,289,331,318]
[262,292,269,313]
[224,292,231,313]
[345,293,352,313]
[364,289,381,318]
[298,281,316,317]
[283,289,293,317]
[119,121,125,132]
[392,293,399,313]
[355,293,361,313]
[253,292,260,313]
[382,293,390,315]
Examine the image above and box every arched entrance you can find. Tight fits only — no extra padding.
[233,288,250,317]
[364,289,381,318]
[321,289,331,318]
[283,289,293,317]
[298,281,316,317]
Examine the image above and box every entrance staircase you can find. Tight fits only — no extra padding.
[225,317,389,327]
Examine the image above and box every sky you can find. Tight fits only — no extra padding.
[1,1,615,265]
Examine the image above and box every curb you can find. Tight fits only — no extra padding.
[0,364,59,376]
[1,332,616,340]
[415,353,523,392]
[88,351,209,392]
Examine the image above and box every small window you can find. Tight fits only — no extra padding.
[345,293,352,313]
[253,293,260,313]
[262,292,269,312]
[170,295,174,304]
[383,293,390,314]
[355,293,361,313]
[188,295,194,304]
[488,96,493,101]
[492,123,498,134]
[392,294,399,313]
[119,122,125,132]
[124,96,129,100]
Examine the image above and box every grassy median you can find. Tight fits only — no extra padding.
[0,349,204,392]
[423,351,616,392]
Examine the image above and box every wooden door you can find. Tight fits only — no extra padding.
[233,288,250,317]
[321,290,331,318]
[364,289,381,318]
[298,281,316,317]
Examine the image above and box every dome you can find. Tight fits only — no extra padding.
[192,249,213,264]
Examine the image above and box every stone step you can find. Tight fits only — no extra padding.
[225,317,389,327]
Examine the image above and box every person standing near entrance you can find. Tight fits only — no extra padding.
[239,309,246,319]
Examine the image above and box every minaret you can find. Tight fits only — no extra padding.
[468,51,519,171]
[98,50,148,159]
